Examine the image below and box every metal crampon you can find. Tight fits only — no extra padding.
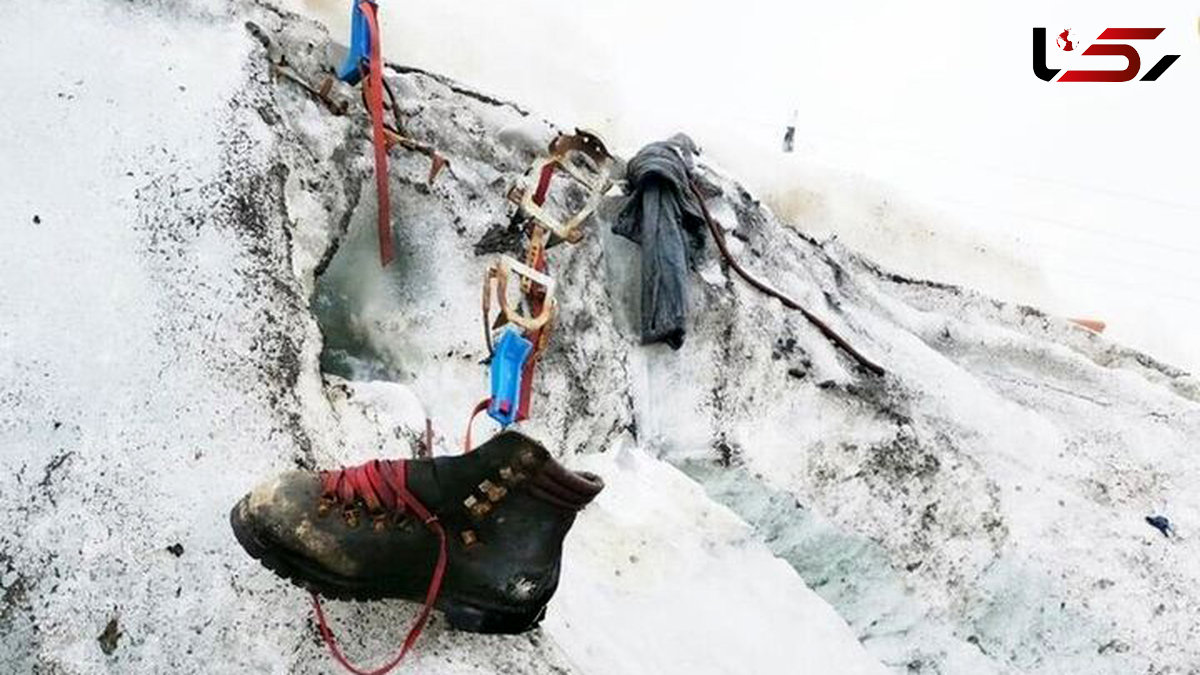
[479,130,617,424]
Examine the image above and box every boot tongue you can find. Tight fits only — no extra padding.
[409,430,604,513]
[527,457,604,511]
[488,430,605,511]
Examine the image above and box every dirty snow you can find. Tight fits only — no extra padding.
[3,2,1199,675]
[279,0,1200,375]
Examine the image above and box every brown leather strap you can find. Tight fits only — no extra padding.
[687,178,886,377]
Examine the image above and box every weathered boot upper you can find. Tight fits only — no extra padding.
[230,430,603,633]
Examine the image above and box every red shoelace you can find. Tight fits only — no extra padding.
[313,458,447,675]
[361,0,393,267]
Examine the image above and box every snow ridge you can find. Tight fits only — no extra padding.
[2,2,1197,674]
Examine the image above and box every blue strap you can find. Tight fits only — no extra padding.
[487,328,533,427]
[336,0,376,85]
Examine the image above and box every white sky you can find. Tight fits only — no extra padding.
[282,0,1199,372]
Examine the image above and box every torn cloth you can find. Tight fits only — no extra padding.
[613,135,706,349]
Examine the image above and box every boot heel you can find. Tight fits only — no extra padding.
[442,601,547,634]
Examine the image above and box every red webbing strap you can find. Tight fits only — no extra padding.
[515,163,558,421]
[360,1,394,267]
[463,398,491,453]
[311,461,447,675]
[531,161,556,205]
[515,256,546,422]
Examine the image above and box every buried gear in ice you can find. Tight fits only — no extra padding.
[231,431,603,645]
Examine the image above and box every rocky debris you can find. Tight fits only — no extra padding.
[98,617,122,656]
[1145,515,1173,538]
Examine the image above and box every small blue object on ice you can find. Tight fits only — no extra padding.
[336,0,375,85]
[1146,515,1173,538]
[488,328,533,427]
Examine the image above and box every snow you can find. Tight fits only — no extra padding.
[547,447,886,675]
[3,1,1199,674]
[280,0,1200,374]
[0,2,881,673]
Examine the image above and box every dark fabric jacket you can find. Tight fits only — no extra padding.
[613,136,706,349]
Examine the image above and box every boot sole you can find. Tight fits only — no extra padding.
[230,501,547,634]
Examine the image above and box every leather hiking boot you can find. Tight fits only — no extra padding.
[230,430,603,634]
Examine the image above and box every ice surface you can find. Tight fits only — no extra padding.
[279,0,1200,375]
[2,2,1198,674]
